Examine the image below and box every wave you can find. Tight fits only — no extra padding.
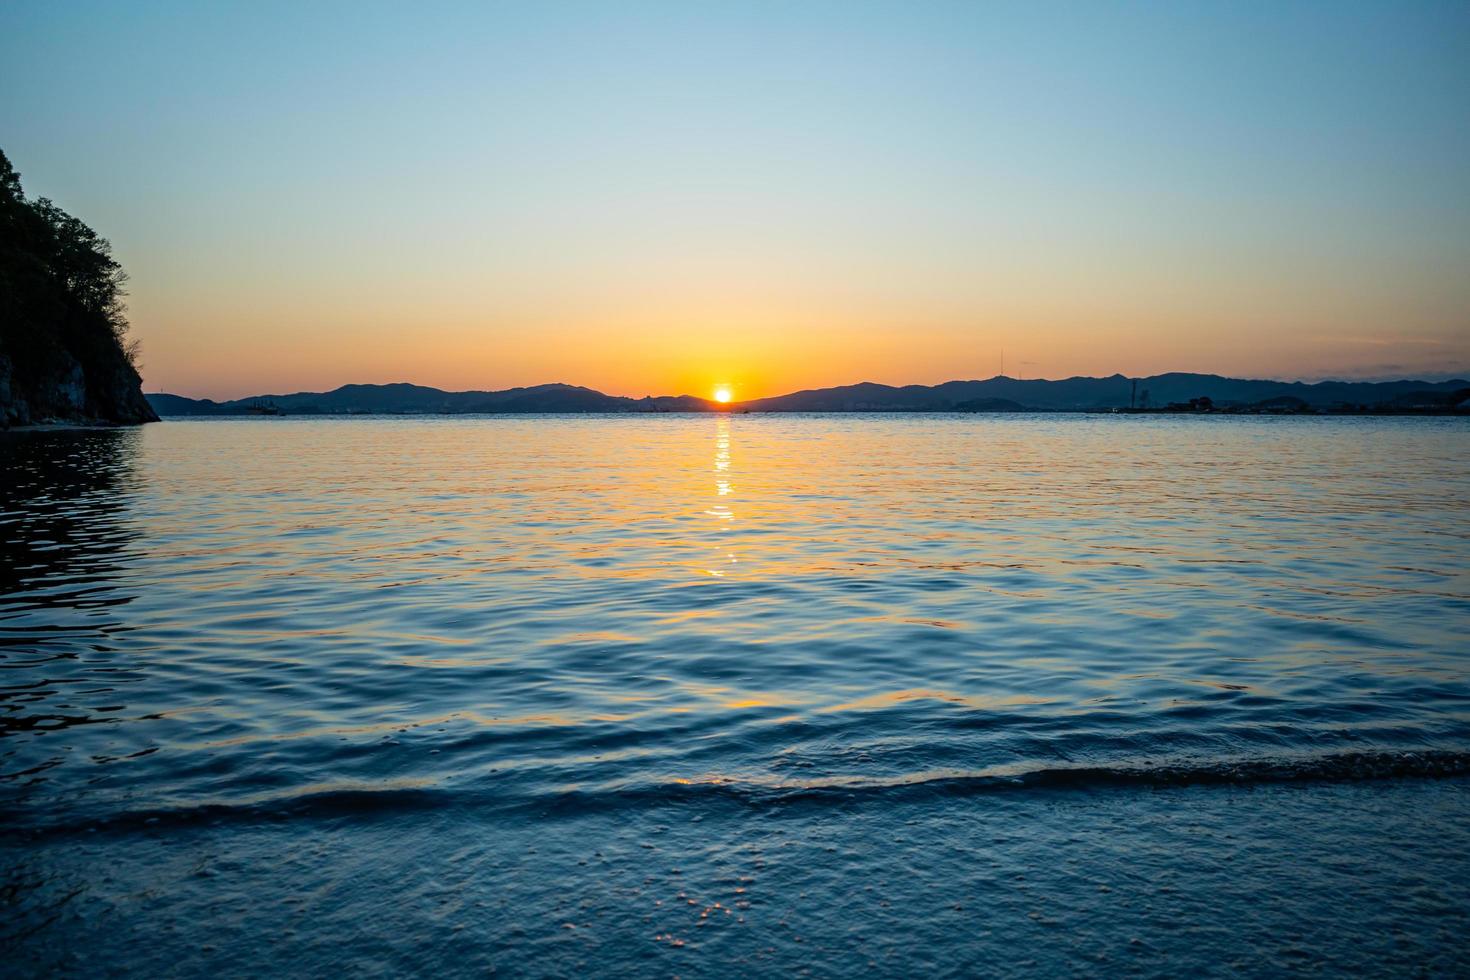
[545,749,1470,811]
[7,749,1469,841]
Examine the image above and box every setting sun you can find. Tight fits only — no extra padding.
[712,386,733,404]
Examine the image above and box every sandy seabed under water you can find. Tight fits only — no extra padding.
[5,777,1469,977]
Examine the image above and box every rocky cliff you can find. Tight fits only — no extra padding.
[0,149,157,427]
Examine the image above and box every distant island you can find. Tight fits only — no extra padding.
[0,149,156,427]
[151,374,1470,418]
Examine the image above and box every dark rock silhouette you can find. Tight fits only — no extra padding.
[0,149,156,426]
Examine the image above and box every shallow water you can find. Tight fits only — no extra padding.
[3,414,1468,975]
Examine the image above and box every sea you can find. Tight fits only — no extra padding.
[2,414,1468,977]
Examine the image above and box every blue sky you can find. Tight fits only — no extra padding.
[3,1,1467,397]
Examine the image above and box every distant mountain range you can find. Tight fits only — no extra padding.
[148,373,1470,417]
[147,383,711,416]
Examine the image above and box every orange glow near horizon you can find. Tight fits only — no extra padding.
[136,303,1470,402]
[121,238,1470,402]
[713,386,733,404]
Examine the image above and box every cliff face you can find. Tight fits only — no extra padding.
[0,149,157,427]
[0,330,157,427]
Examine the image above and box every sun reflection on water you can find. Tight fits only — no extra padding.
[705,416,738,575]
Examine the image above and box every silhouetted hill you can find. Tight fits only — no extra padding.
[146,393,230,416]
[150,383,719,415]
[740,373,1469,412]
[150,373,1470,418]
[1383,387,1470,411]
[0,149,156,426]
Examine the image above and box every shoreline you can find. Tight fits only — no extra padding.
[1,421,146,432]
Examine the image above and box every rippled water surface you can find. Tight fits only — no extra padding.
[3,415,1469,976]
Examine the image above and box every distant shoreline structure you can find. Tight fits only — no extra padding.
[147,373,1470,418]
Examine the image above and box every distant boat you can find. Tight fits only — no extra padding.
[245,399,282,416]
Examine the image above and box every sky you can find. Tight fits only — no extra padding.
[2,1,1468,400]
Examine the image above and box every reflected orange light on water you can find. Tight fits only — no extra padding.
[705,417,738,577]
[114,412,1469,803]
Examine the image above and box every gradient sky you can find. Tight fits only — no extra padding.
[2,1,1468,400]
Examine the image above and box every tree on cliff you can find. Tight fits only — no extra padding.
[0,148,155,424]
